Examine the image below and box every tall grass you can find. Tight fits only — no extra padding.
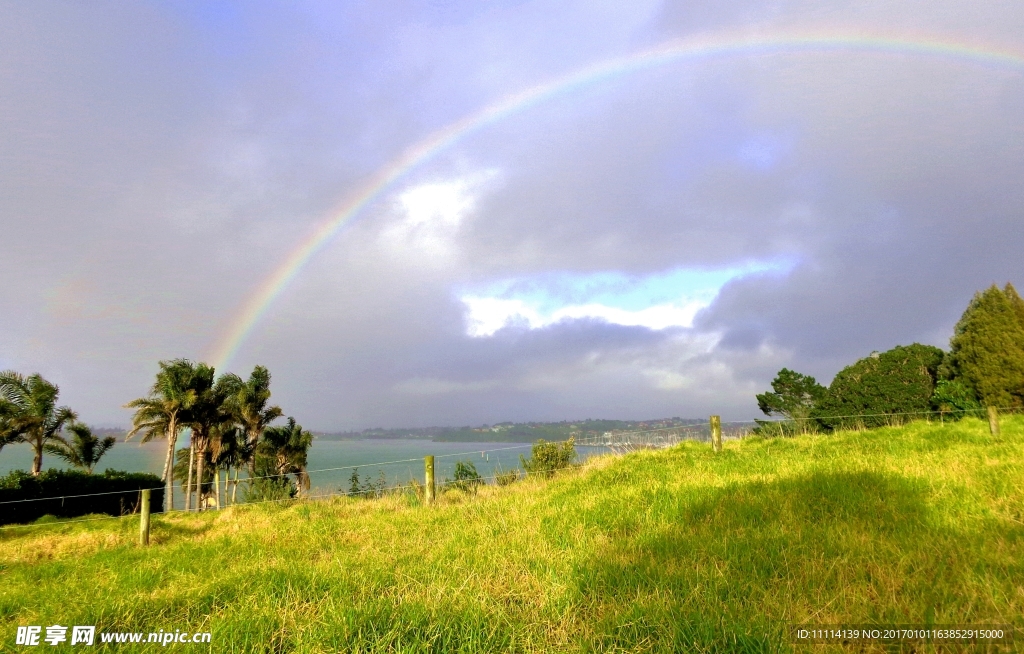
[1,416,1021,652]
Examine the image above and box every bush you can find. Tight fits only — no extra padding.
[0,469,164,526]
[813,344,944,431]
[520,438,577,478]
[930,379,983,420]
[245,476,296,503]
[495,468,521,486]
[246,453,298,503]
[444,460,484,493]
[346,468,388,499]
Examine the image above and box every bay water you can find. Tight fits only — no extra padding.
[0,439,610,509]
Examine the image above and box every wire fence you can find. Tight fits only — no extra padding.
[0,441,609,527]
[0,453,590,533]
[0,443,546,507]
[582,406,1020,449]
[1,406,1018,533]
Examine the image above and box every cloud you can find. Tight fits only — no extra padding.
[1,1,1022,429]
[394,377,499,395]
[379,170,499,263]
[462,296,708,336]
[460,263,792,336]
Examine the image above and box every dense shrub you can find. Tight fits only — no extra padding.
[520,438,577,478]
[246,475,296,502]
[444,460,484,493]
[930,379,983,420]
[813,344,944,431]
[0,469,164,526]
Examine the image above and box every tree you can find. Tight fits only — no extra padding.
[755,368,826,433]
[448,460,483,493]
[173,445,214,507]
[45,423,116,473]
[211,424,246,507]
[221,366,282,477]
[520,438,576,478]
[256,417,312,498]
[125,359,202,512]
[813,344,944,430]
[0,371,77,475]
[178,367,229,511]
[944,284,1024,409]
[0,400,18,454]
[930,379,982,421]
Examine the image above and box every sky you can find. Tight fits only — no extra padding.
[1,0,1022,430]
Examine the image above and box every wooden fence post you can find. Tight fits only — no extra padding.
[139,489,151,546]
[424,456,435,505]
[710,415,722,452]
[988,406,1000,437]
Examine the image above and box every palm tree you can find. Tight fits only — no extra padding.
[173,445,214,508]
[180,370,229,511]
[125,359,203,512]
[221,366,282,476]
[45,423,116,473]
[257,417,313,497]
[0,371,77,475]
[0,399,18,453]
[210,424,244,507]
[215,425,252,505]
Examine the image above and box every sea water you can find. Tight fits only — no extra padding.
[0,439,611,508]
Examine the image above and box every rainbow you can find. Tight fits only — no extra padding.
[209,29,1024,370]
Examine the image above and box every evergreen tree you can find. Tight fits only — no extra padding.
[1007,282,1024,327]
[930,379,982,420]
[755,368,826,433]
[814,344,944,430]
[945,284,1024,409]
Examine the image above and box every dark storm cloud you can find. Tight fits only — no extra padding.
[692,51,1024,381]
[1,1,1022,428]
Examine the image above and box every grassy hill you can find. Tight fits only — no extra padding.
[1,417,1022,652]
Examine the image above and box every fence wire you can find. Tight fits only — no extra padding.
[0,461,584,532]
[1,406,1018,531]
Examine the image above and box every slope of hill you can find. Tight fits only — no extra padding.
[1,417,1021,652]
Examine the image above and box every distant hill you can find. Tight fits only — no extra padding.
[316,418,703,442]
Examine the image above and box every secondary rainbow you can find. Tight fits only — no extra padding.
[209,28,1024,370]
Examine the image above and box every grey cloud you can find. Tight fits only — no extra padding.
[2,1,1022,429]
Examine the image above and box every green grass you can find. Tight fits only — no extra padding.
[1,417,1022,652]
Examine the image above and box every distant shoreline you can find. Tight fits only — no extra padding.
[315,417,705,443]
